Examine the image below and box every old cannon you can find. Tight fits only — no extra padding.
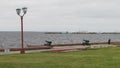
[44,40,52,46]
[81,40,91,46]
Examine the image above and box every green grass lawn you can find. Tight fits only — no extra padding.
[0,47,120,68]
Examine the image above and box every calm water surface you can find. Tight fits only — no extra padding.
[0,32,120,48]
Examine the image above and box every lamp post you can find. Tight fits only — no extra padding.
[16,7,27,54]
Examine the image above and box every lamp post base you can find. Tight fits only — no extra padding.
[20,49,25,54]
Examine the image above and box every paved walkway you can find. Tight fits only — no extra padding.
[0,44,117,55]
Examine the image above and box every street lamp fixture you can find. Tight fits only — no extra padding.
[16,7,27,54]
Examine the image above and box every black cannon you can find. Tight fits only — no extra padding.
[44,40,52,46]
[82,40,91,46]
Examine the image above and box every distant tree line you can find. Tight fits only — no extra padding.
[44,32,120,34]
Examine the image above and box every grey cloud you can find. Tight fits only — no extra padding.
[0,0,120,32]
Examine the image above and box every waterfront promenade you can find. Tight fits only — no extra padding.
[0,44,117,55]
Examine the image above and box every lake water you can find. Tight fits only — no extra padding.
[0,32,120,48]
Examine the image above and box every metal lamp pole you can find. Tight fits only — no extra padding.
[16,7,27,54]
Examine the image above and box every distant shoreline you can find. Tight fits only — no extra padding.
[0,31,120,34]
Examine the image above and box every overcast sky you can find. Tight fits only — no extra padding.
[0,0,120,32]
